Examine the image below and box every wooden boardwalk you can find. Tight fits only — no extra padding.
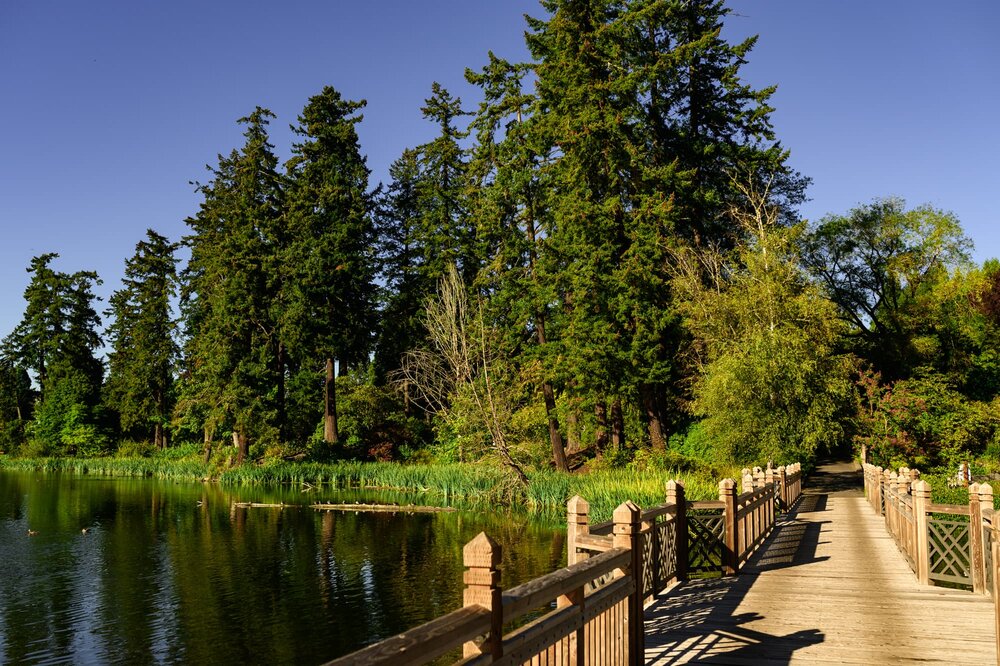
[643,461,996,664]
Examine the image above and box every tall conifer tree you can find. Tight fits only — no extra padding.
[104,229,179,448]
[180,107,283,463]
[284,86,377,445]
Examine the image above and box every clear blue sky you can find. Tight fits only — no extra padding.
[2,1,998,340]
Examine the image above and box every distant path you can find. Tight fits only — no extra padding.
[643,460,996,664]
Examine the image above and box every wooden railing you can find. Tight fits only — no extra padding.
[327,463,803,666]
[862,463,999,663]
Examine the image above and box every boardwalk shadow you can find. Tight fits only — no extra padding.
[644,497,837,664]
[644,574,824,664]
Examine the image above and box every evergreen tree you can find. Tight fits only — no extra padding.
[633,0,808,243]
[374,149,425,385]
[466,53,571,469]
[414,83,476,286]
[180,107,283,463]
[524,0,661,451]
[284,85,377,445]
[0,354,32,450]
[3,254,104,454]
[374,86,474,391]
[104,229,179,448]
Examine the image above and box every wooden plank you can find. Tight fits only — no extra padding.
[503,548,630,621]
[324,605,490,666]
[926,503,971,516]
[640,504,677,522]
[689,500,725,510]
[576,534,614,553]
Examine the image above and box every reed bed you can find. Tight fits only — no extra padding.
[0,454,740,522]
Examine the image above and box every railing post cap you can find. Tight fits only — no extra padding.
[777,465,786,473]
[613,500,640,523]
[666,479,685,492]
[464,532,501,568]
[912,479,931,494]
[567,495,590,514]
[969,482,980,494]
[980,483,994,499]
[719,478,736,490]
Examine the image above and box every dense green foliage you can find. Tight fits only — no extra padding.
[104,230,179,449]
[1,1,996,490]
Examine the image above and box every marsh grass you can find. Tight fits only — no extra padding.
[0,452,742,522]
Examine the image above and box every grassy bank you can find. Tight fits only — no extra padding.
[0,451,738,523]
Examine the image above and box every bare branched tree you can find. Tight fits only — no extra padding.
[396,265,529,484]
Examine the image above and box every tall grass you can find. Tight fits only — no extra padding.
[0,453,744,522]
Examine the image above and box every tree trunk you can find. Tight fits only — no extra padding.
[543,381,569,472]
[611,398,625,448]
[536,314,568,471]
[203,427,213,464]
[525,193,568,471]
[234,429,248,465]
[324,357,339,444]
[594,401,609,452]
[566,406,581,454]
[641,383,666,450]
[153,387,166,449]
[275,342,286,442]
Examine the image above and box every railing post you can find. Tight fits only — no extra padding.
[463,532,503,661]
[561,498,588,666]
[720,479,739,576]
[666,480,687,583]
[912,479,931,585]
[874,466,883,515]
[643,507,657,600]
[613,501,643,666]
[765,467,776,530]
[968,483,986,594]
[993,535,1000,666]
[777,465,788,511]
[753,467,765,540]
[883,469,893,526]
[567,495,590,567]
[740,470,753,557]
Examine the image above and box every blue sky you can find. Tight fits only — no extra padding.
[1,1,998,340]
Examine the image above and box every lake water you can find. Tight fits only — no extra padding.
[0,470,564,665]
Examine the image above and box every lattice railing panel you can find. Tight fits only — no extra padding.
[639,518,678,598]
[659,518,676,583]
[641,528,655,597]
[927,518,971,588]
[688,511,724,575]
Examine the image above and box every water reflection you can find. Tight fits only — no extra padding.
[0,470,562,665]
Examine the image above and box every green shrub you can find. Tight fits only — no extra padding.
[115,440,155,458]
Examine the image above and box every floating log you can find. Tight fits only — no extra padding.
[232,502,297,509]
[311,503,456,513]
